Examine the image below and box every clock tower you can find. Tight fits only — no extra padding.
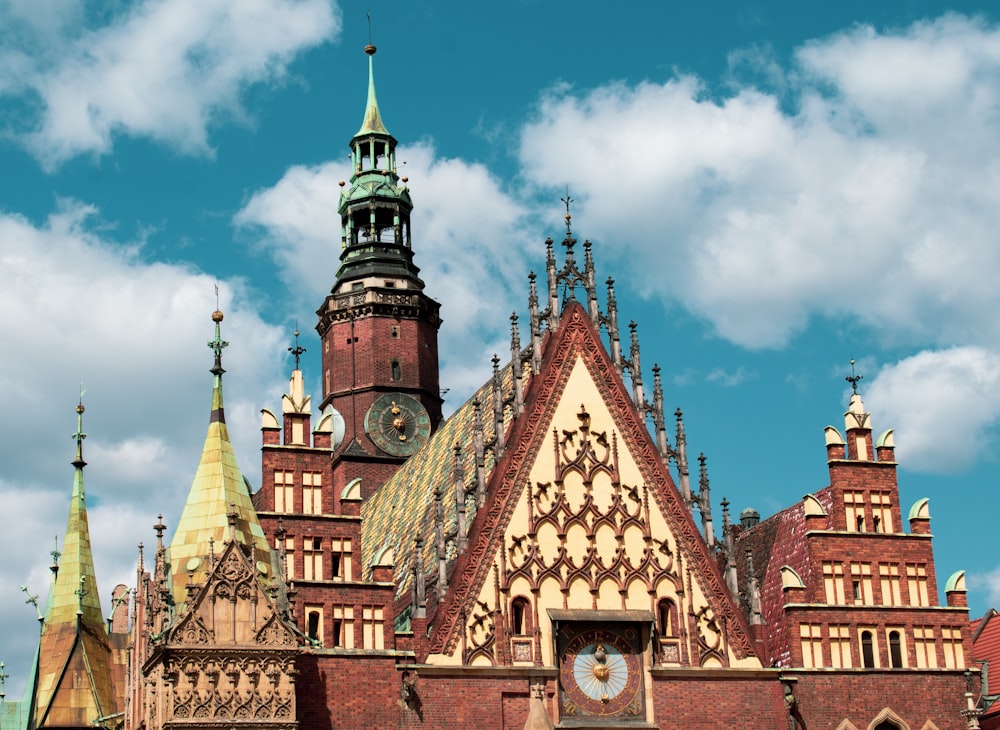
[316,44,442,498]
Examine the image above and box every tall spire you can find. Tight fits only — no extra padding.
[168,308,274,607]
[333,42,422,286]
[356,43,390,136]
[33,393,117,728]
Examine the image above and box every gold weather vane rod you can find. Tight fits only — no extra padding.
[846,356,863,395]
[288,321,306,370]
[561,188,574,238]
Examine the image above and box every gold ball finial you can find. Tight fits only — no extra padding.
[212,309,224,323]
[365,44,377,56]
[76,403,85,414]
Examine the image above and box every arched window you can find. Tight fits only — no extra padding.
[511,597,531,636]
[306,607,323,645]
[861,630,876,668]
[391,360,401,380]
[888,630,903,668]
[657,598,677,637]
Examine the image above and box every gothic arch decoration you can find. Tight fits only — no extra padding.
[426,305,754,668]
[868,707,910,730]
[836,721,860,730]
[142,538,300,730]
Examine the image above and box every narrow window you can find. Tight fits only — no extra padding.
[306,607,323,644]
[657,598,677,637]
[331,539,352,581]
[391,326,400,339]
[861,630,876,668]
[888,630,903,668]
[511,597,529,635]
[391,360,401,381]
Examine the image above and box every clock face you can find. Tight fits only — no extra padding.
[364,392,432,457]
[558,623,644,719]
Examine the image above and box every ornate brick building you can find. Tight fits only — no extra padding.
[5,44,983,730]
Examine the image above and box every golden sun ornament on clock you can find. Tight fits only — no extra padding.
[364,392,432,457]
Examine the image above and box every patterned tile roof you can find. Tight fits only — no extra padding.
[361,363,515,599]
[169,364,274,608]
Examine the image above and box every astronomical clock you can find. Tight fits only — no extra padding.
[556,620,645,721]
[364,392,432,457]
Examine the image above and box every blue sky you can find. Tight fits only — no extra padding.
[3,0,1000,694]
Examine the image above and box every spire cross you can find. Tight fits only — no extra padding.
[846,357,863,395]
[20,585,41,620]
[288,324,306,370]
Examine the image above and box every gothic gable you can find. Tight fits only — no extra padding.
[426,303,756,669]
[167,539,294,647]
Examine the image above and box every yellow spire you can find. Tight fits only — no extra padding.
[355,43,390,137]
[34,395,117,728]
[168,308,274,607]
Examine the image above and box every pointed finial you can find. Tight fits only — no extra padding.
[51,535,61,569]
[0,661,7,702]
[561,189,574,238]
[21,586,41,621]
[74,576,87,616]
[288,323,306,370]
[154,514,166,548]
[72,385,87,468]
[209,299,229,377]
[846,356,863,395]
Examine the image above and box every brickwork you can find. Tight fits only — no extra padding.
[786,670,971,730]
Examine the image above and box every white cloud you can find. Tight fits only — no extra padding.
[0,201,286,692]
[235,142,537,408]
[0,0,340,168]
[518,15,1000,350]
[969,564,1000,610]
[866,347,1000,473]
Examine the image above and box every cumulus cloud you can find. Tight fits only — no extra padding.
[0,0,340,168]
[865,347,1000,473]
[518,14,1000,351]
[0,201,285,691]
[516,15,1000,477]
[235,142,537,406]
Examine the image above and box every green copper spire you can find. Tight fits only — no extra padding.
[356,44,389,137]
[33,393,117,728]
[168,308,274,608]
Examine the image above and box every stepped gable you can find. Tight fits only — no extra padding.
[360,364,514,596]
[427,300,755,661]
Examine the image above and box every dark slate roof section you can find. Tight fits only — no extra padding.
[734,487,831,667]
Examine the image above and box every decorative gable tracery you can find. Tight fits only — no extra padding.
[141,539,299,729]
[425,310,756,669]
